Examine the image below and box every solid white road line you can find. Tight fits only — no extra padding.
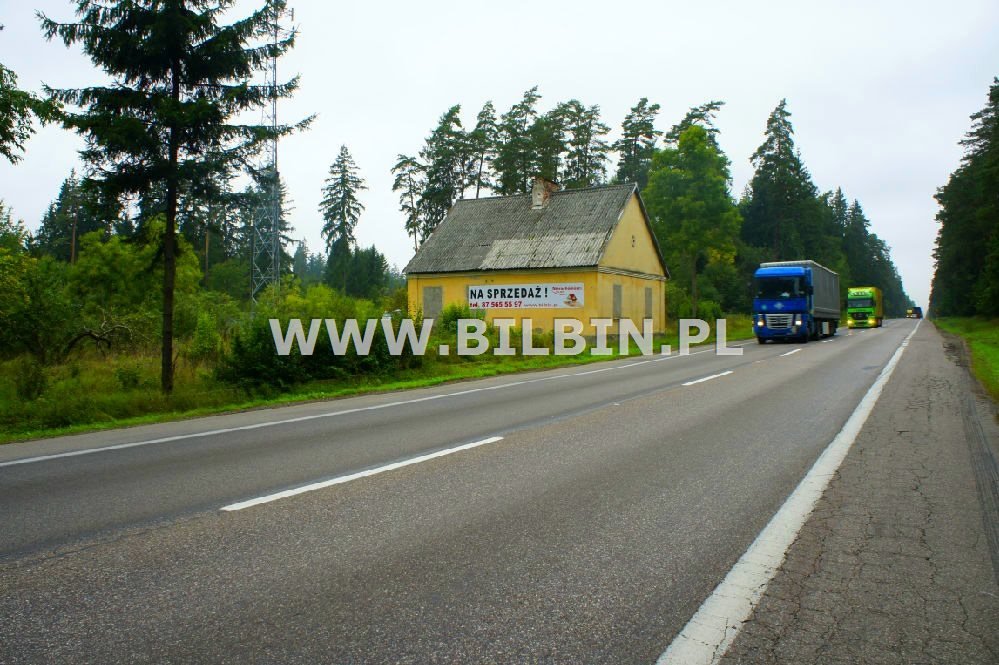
[0,340,755,468]
[681,371,733,386]
[780,348,802,357]
[657,320,921,665]
[220,436,504,512]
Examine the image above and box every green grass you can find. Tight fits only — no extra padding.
[933,317,999,401]
[0,315,755,444]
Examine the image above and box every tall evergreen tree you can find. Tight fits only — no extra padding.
[319,144,366,252]
[612,97,661,189]
[34,170,108,262]
[740,99,820,260]
[468,101,499,198]
[529,108,566,183]
[418,106,466,237]
[40,0,310,393]
[665,100,725,147]
[559,101,610,189]
[931,77,999,316]
[391,153,425,251]
[493,87,541,195]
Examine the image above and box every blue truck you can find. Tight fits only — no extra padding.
[753,260,841,344]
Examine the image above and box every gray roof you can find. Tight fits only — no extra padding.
[404,183,667,275]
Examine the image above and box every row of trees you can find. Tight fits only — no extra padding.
[390,90,667,247]
[930,78,999,317]
[389,91,912,317]
[645,99,911,319]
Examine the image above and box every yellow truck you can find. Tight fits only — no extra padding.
[847,286,884,328]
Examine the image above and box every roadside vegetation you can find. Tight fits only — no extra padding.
[933,318,999,401]
[0,278,753,442]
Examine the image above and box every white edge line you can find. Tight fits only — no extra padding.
[221,436,504,512]
[658,320,921,665]
[681,370,734,387]
[0,339,754,468]
[779,348,802,357]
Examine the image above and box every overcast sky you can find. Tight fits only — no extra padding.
[2,0,997,309]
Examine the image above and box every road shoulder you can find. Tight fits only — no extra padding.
[720,322,999,664]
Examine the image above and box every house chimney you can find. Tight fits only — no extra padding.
[531,175,559,209]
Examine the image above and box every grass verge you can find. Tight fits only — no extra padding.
[933,317,999,401]
[0,315,755,444]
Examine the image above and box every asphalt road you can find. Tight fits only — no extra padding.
[0,320,919,663]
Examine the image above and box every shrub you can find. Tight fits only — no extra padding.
[13,357,47,401]
[114,362,141,390]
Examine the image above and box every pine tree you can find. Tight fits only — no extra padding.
[40,0,310,393]
[418,106,465,238]
[468,101,499,198]
[319,145,367,252]
[494,87,541,195]
[612,97,661,189]
[391,154,425,251]
[559,101,610,189]
[665,100,725,147]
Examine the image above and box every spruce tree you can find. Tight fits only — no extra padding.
[40,0,309,393]
[319,145,366,252]
[418,106,465,238]
[741,99,818,260]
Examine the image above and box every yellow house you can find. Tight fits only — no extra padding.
[405,177,670,334]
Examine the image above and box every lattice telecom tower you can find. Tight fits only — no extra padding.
[251,6,293,303]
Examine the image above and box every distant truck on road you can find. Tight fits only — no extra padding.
[906,306,923,319]
[753,260,841,344]
[847,286,884,328]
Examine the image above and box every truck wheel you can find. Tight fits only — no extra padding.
[757,337,766,344]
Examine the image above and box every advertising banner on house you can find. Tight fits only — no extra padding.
[467,283,584,309]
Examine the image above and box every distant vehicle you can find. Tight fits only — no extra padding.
[847,286,884,328]
[906,306,923,319]
[753,260,841,344]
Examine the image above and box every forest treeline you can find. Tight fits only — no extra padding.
[400,90,912,318]
[930,77,999,317]
[1,0,912,404]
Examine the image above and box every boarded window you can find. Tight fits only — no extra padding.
[612,284,622,319]
[423,286,443,318]
[645,287,653,319]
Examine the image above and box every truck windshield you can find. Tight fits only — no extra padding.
[848,298,874,308]
[756,277,802,299]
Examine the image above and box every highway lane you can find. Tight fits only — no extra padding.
[0,324,899,557]
[0,320,916,663]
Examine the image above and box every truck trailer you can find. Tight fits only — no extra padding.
[753,260,841,344]
[847,286,884,328]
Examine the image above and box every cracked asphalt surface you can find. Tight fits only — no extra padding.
[720,322,999,664]
[1,319,996,663]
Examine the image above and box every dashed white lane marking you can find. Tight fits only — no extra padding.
[657,321,921,665]
[780,348,802,357]
[0,341,753,468]
[221,436,504,511]
[681,370,734,386]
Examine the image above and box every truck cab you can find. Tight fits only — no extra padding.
[847,286,884,328]
[753,261,840,344]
